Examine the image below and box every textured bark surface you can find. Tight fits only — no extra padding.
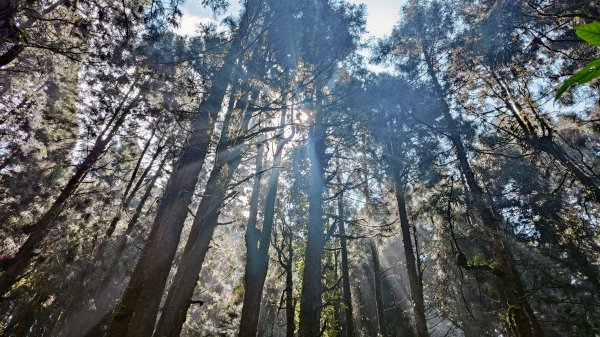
[285,232,295,337]
[239,143,265,337]
[394,179,429,337]
[370,240,388,337]
[105,93,217,337]
[337,191,356,337]
[298,110,327,337]
[104,4,259,333]
[239,112,288,337]
[153,89,258,337]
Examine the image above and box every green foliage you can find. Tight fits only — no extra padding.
[556,22,600,100]
[17,30,27,44]
[576,22,600,46]
[556,59,600,100]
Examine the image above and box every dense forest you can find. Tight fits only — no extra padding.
[1,0,599,336]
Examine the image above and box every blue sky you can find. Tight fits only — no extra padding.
[177,0,404,39]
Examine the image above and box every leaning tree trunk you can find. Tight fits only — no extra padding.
[423,47,545,337]
[0,91,139,297]
[105,129,158,237]
[393,176,429,337]
[153,90,259,337]
[104,3,260,334]
[298,106,327,337]
[239,111,288,337]
[58,154,168,337]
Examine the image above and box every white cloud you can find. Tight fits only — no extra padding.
[173,10,215,36]
[349,0,405,38]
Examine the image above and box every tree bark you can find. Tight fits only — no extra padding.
[333,250,344,337]
[238,141,265,337]
[283,227,295,337]
[239,111,288,337]
[298,106,327,337]
[370,240,388,337]
[153,89,259,337]
[337,189,356,337]
[393,178,429,337]
[104,3,260,334]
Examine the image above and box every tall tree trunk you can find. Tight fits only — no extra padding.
[104,3,260,334]
[370,240,387,337]
[393,177,429,337]
[283,227,295,337]
[0,91,139,296]
[153,89,259,337]
[239,111,288,337]
[333,250,345,337]
[337,189,356,337]
[238,141,265,337]
[361,167,388,337]
[298,106,327,337]
[423,48,545,337]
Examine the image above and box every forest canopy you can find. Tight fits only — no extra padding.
[0,0,599,336]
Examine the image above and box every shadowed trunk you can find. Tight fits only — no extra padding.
[239,110,288,337]
[104,3,260,334]
[370,240,387,337]
[238,140,264,337]
[281,226,296,337]
[333,251,344,337]
[285,245,296,337]
[153,88,259,337]
[337,188,356,337]
[298,105,327,337]
[393,177,429,337]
